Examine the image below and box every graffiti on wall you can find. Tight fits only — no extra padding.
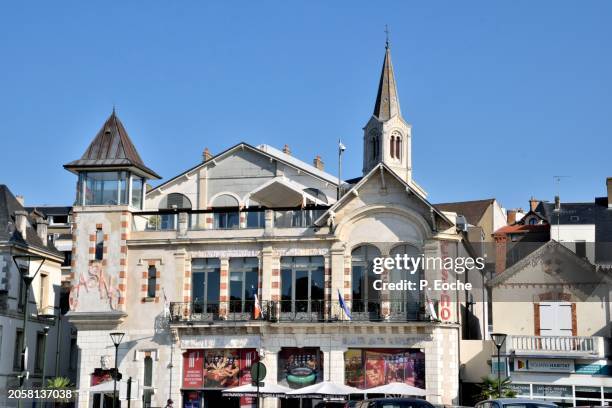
[69,261,120,311]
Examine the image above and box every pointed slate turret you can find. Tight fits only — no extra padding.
[372,44,401,121]
[64,110,160,179]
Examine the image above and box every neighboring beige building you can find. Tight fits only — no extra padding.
[64,44,483,408]
[483,241,612,406]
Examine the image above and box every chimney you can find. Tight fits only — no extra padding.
[607,178,612,208]
[202,147,212,162]
[36,217,48,246]
[494,234,508,274]
[507,209,517,225]
[15,195,24,206]
[13,210,28,238]
[282,144,291,155]
[529,196,539,212]
[313,155,324,170]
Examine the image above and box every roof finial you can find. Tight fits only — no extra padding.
[112,104,116,115]
[384,24,390,49]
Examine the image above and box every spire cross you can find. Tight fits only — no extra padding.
[384,24,390,48]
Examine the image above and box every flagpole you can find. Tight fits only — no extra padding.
[337,140,345,200]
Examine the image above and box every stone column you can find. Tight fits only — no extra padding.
[330,243,347,319]
[261,345,281,408]
[261,245,273,301]
[177,212,189,237]
[220,257,229,318]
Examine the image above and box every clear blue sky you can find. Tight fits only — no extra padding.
[1,1,610,210]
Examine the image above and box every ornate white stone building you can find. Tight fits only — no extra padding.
[65,44,481,408]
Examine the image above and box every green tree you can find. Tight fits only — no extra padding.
[476,376,517,401]
[46,377,73,407]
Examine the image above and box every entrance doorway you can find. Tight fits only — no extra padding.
[202,390,240,408]
[281,398,317,408]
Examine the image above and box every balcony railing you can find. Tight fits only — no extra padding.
[169,300,427,324]
[132,206,330,232]
[508,335,600,355]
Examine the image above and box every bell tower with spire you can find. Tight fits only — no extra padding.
[362,39,413,182]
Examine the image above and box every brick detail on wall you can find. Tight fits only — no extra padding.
[571,303,577,336]
[533,303,540,336]
[140,258,161,303]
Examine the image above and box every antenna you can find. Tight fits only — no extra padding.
[552,175,570,242]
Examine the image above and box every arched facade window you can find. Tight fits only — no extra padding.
[351,245,381,315]
[159,193,192,210]
[211,194,240,229]
[390,132,402,161]
[529,218,538,225]
[156,193,192,230]
[369,130,379,161]
[389,244,421,320]
[395,134,402,160]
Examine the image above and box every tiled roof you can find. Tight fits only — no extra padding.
[64,110,160,179]
[434,198,495,226]
[494,223,549,235]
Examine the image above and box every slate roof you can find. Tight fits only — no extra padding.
[373,45,401,121]
[0,185,63,258]
[434,199,495,226]
[24,206,72,216]
[536,199,612,265]
[64,110,160,179]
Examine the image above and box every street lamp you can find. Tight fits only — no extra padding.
[41,326,50,388]
[490,332,507,398]
[110,332,125,408]
[12,255,45,387]
[38,312,55,388]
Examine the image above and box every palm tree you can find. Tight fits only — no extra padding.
[46,377,73,407]
[476,376,517,401]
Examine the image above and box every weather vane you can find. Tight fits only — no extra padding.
[385,24,390,48]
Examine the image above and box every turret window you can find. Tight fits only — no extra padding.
[78,171,130,205]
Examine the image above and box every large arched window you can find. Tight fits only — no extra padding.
[351,245,381,317]
[159,193,192,210]
[155,193,192,230]
[211,194,240,229]
[389,244,421,320]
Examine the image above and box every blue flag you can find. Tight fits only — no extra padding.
[338,289,352,320]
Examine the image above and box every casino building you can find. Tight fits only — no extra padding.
[65,43,482,408]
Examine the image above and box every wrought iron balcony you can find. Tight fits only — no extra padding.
[168,299,428,324]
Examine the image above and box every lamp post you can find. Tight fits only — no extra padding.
[12,254,45,394]
[41,326,49,388]
[490,332,507,398]
[110,332,125,408]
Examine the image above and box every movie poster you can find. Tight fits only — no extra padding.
[344,349,425,389]
[182,349,258,390]
[278,347,323,389]
[183,351,204,389]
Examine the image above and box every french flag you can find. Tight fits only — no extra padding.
[338,289,351,320]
